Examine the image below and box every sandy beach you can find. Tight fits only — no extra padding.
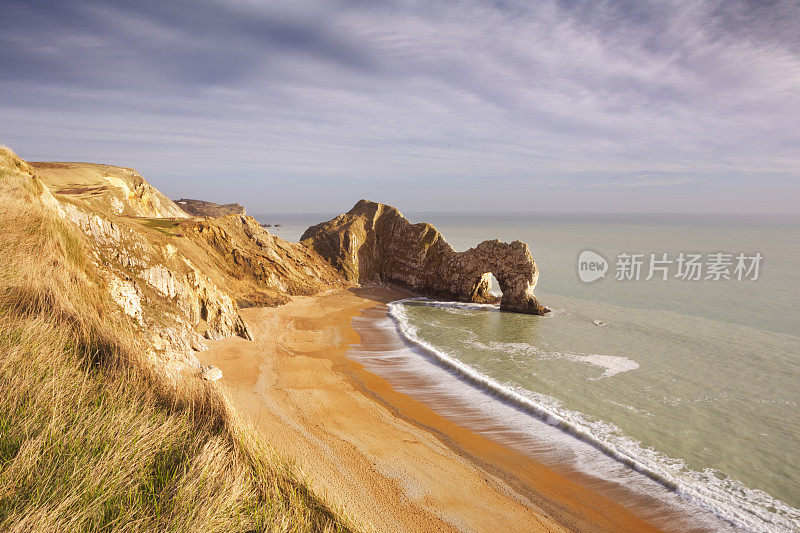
[202,287,665,532]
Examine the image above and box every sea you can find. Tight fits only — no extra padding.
[259,211,800,532]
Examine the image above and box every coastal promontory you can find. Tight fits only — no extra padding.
[174,198,246,218]
[301,200,549,315]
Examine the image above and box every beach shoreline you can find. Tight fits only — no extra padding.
[201,286,668,532]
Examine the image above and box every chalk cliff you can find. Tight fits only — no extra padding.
[31,162,190,219]
[178,214,347,307]
[4,148,346,377]
[301,200,549,315]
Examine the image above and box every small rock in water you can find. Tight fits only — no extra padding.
[202,366,223,381]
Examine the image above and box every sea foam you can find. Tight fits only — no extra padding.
[463,339,639,379]
[386,298,800,533]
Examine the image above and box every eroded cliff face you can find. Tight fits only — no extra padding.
[301,200,549,315]
[2,147,346,377]
[31,162,190,219]
[51,198,254,376]
[177,214,348,307]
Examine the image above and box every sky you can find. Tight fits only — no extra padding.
[1,0,799,215]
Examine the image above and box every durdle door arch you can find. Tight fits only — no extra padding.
[302,200,550,315]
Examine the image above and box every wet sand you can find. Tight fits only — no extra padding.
[202,286,666,532]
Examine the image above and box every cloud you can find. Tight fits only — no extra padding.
[0,0,798,213]
[587,175,701,189]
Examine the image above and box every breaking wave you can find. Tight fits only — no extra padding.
[387,298,800,533]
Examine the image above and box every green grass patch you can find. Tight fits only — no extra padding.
[140,218,180,236]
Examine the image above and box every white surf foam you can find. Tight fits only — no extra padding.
[386,298,800,533]
[464,339,639,379]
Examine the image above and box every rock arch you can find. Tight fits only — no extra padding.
[468,272,496,303]
[301,200,549,315]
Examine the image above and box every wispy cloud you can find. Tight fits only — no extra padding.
[0,0,798,213]
[587,175,701,189]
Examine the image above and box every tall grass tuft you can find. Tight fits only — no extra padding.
[0,156,354,531]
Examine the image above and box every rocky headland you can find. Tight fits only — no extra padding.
[174,198,246,218]
[18,153,347,377]
[301,200,549,315]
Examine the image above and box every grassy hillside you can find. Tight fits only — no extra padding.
[0,150,354,532]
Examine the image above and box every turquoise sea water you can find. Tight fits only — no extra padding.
[264,212,800,532]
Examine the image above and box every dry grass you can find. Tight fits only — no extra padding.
[0,161,355,532]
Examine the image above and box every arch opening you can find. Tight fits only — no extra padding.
[469,272,502,304]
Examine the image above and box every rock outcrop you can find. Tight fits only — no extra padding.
[301,200,549,315]
[178,214,348,307]
[7,148,347,377]
[201,366,223,382]
[174,198,246,218]
[56,199,253,374]
[30,162,189,219]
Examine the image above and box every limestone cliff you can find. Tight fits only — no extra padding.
[177,215,347,307]
[31,162,189,219]
[2,147,346,377]
[174,198,246,218]
[42,193,253,376]
[301,200,549,315]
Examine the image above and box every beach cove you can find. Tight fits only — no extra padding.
[202,286,720,532]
